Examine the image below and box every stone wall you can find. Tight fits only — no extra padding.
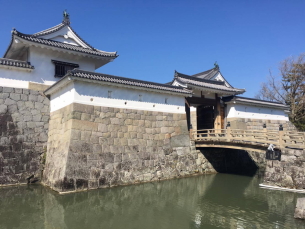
[190,110,197,130]
[227,117,295,131]
[43,103,215,193]
[263,149,305,189]
[0,87,50,185]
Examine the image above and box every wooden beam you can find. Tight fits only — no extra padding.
[185,99,190,108]
[186,97,216,106]
[195,144,266,153]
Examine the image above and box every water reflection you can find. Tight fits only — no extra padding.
[0,174,304,229]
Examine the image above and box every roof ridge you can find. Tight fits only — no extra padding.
[32,23,65,37]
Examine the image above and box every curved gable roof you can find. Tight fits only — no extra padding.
[4,18,118,60]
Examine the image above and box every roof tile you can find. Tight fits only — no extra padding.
[175,71,245,94]
[14,30,117,58]
[46,69,192,95]
[0,58,34,69]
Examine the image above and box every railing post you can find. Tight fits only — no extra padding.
[226,122,231,142]
[263,123,267,142]
[279,124,283,149]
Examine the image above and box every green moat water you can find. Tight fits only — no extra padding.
[0,174,304,229]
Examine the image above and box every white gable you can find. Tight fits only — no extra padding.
[37,26,91,49]
[209,72,231,88]
[172,79,187,88]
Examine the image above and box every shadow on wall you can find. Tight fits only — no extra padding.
[199,148,258,176]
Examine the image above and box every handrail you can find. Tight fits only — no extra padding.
[192,128,305,150]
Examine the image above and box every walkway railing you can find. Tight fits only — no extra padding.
[192,128,305,150]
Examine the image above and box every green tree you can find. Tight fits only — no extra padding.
[256,53,305,130]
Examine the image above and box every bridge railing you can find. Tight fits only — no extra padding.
[193,128,305,150]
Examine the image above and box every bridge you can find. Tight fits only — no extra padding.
[192,128,305,153]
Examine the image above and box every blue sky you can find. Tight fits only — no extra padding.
[0,0,304,97]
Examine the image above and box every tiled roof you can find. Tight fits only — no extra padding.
[45,69,192,95]
[0,58,34,69]
[62,69,192,94]
[192,68,218,80]
[32,23,66,37]
[174,71,245,94]
[32,21,96,50]
[222,96,289,108]
[13,30,117,58]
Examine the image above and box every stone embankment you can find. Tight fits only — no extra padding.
[43,103,216,193]
[2,87,304,194]
[263,149,305,189]
[0,87,49,185]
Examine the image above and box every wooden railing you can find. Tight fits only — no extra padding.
[192,128,305,150]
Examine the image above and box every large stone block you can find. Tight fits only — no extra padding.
[72,119,98,131]
[4,98,16,105]
[81,130,92,141]
[25,101,34,108]
[34,102,44,109]
[0,104,7,114]
[170,135,190,147]
[295,198,305,219]
[3,87,13,93]
[81,113,91,121]
[9,93,21,101]
[98,123,108,132]
[8,104,18,113]
[29,95,38,102]
[73,103,94,114]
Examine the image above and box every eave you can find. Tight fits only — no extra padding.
[224,97,289,110]
[45,70,192,97]
[187,83,245,96]
[0,58,34,71]
[14,34,116,58]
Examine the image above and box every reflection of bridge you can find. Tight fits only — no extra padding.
[192,128,305,152]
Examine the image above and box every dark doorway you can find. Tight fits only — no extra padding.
[199,148,258,176]
[197,105,214,130]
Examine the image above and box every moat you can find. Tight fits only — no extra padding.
[1,173,304,229]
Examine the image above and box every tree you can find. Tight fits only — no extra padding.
[255,53,305,130]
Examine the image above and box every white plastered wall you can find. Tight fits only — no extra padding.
[0,67,32,88]
[50,82,76,112]
[227,103,289,121]
[0,46,96,89]
[50,80,187,113]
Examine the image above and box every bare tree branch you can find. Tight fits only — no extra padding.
[255,53,305,130]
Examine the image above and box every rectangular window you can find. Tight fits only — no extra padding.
[139,95,142,101]
[165,98,168,104]
[108,91,112,98]
[52,60,79,77]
